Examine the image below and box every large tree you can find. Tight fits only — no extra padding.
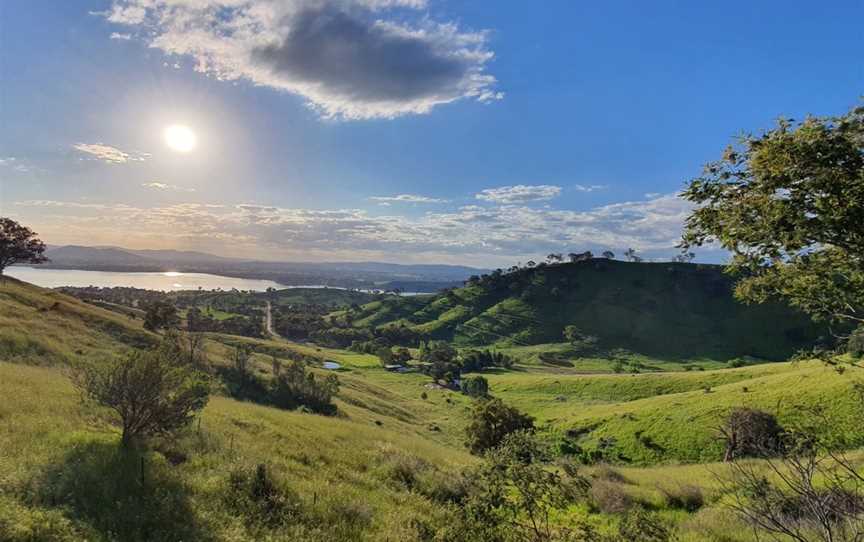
[0,217,48,275]
[681,104,864,340]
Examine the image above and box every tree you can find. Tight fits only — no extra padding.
[624,248,643,262]
[602,250,615,259]
[0,217,48,275]
[143,300,179,332]
[270,359,339,415]
[461,375,489,398]
[456,431,590,542]
[376,346,394,366]
[563,325,584,345]
[674,252,695,263]
[720,407,784,462]
[232,345,252,383]
[546,253,563,264]
[723,418,864,542]
[681,104,864,342]
[465,397,534,455]
[72,341,210,447]
[848,326,864,358]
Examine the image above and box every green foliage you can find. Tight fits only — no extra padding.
[0,217,48,274]
[681,104,864,339]
[142,299,180,332]
[269,359,340,415]
[449,431,590,542]
[465,398,534,455]
[72,342,210,447]
[460,349,514,372]
[461,376,489,398]
[225,464,304,529]
[345,260,824,361]
[721,407,784,461]
[848,326,864,358]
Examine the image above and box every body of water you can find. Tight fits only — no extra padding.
[7,267,287,292]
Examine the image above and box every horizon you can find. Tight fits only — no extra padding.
[2,1,861,266]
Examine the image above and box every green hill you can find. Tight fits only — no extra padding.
[3,277,862,541]
[344,259,826,361]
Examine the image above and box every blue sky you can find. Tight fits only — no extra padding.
[1,0,861,266]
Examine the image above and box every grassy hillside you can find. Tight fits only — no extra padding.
[0,277,155,365]
[344,259,826,361]
[3,277,862,541]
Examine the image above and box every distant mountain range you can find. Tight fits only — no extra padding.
[32,245,486,292]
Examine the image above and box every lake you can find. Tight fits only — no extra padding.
[7,267,287,292]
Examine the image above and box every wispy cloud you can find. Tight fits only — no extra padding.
[98,0,501,120]
[0,157,33,173]
[476,184,562,204]
[109,32,132,40]
[142,182,196,192]
[370,194,448,205]
[73,143,149,164]
[573,184,607,193]
[14,193,698,265]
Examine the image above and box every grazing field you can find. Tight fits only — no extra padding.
[1,278,861,541]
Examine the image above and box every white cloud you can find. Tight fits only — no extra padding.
[14,193,698,264]
[370,194,448,204]
[142,182,196,192]
[110,32,132,40]
[73,143,149,164]
[0,157,32,173]
[98,0,501,120]
[476,184,562,204]
[573,184,607,193]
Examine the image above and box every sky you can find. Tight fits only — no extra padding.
[0,0,861,267]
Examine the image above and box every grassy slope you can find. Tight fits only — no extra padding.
[0,277,155,365]
[346,260,826,361]
[2,278,862,541]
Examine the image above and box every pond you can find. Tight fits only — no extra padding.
[322,361,342,370]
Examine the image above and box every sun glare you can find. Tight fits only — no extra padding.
[164,124,197,152]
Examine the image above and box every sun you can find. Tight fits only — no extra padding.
[164,124,197,153]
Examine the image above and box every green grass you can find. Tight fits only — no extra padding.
[2,277,863,541]
[343,260,825,361]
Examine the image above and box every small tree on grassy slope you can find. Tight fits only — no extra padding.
[0,217,48,275]
[73,340,210,448]
[465,397,534,455]
[681,104,864,348]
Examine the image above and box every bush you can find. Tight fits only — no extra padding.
[461,375,489,398]
[659,484,704,512]
[225,464,303,528]
[72,340,210,447]
[465,398,534,455]
[848,326,864,358]
[589,480,634,514]
[270,360,339,415]
[721,407,784,460]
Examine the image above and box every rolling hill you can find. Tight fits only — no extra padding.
[2,276,862,541]
[343,259,828,361]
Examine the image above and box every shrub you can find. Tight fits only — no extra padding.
[848,326,864,358]
[72,341,210,447]
[225,464,303,528]
[721,407,784,461]
[461,375,489,398]
[659,484,705,512]
[270,360,339,415]
[589,480,634,514]
[465,398,534,455]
